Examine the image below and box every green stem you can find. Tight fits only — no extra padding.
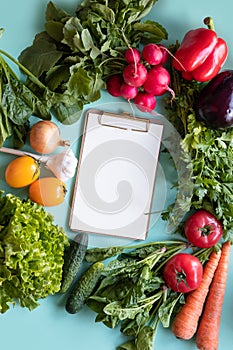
[204,17,215,31]
[0,49,47,90]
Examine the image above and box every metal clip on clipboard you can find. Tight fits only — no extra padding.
[98,111,150,133]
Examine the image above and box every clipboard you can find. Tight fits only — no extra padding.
[69,109,164,240]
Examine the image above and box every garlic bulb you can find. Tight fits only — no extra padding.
[45,148,78,182]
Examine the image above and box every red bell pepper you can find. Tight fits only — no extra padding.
[172,17,228,82]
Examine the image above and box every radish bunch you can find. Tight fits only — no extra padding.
[106,43,174,112]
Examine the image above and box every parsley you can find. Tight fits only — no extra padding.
[165,66,233,242]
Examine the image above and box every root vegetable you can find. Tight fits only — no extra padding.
[120,83,138,100]
[106,74,123,97]
[142,43,163,65]
[30,120,70,154]
[134,92,156,112]
[143,65,175,100]
[123,63,148,87]
[124,48,141,64]
[195,241,231,350]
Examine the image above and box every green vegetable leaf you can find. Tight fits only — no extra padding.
[135,325,155,350]
[117,340,136,350]
[0,191,68,313]
[19,35,63,78]
[158,292,182,328]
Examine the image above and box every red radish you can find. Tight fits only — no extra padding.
[142,43,163,65]
[124,48,141,64]
[120,83,138,100]
[134,92,156,112]
[157,44,170,64]
[143,65,175,100]
[106,74,123,97]
[123,63,148,87]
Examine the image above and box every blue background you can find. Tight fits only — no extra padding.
[0,1,233,349]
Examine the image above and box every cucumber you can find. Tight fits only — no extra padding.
[60,232,88,294]
[65,261,104,314]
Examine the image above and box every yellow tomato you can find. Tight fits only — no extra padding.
[5,156,40,188]
[29,177,67,206]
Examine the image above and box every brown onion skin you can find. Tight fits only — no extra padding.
[29,120,69,154]
[196,70,233,128]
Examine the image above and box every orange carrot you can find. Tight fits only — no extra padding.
[196,241,231,350]
[171,249,221,340]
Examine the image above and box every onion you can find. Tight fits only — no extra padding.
[29,120,70,154]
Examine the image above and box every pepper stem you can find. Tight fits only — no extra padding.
[204,17,215,31]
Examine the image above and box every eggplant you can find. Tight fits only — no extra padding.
[196,70,233,128]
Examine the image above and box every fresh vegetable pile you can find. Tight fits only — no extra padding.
[0,191,68,313]
[18,0,167,120]
[60,234,229,350]
[0,0,233,349]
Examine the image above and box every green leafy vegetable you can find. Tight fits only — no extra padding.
[18,0,167,119]
[164,61,233,242]
[0,191,68,313]
[85,240,202,348]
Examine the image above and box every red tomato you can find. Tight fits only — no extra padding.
[163,253,203,293]
[184,210,223,248]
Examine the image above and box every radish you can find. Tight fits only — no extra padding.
[142,43,163,66]
[106,74,123,97]
[123,63,148,87]
[134,92,156,112]
[120,83,138,100]
[157,44,170,64]
[143,65,175,100]
[124,48,141,64]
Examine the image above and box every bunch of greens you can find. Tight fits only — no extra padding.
[18,0,167,120]
[84,241,212,350]
[0,29,83,148]
[0,191,68,313]
[164,66,233,242]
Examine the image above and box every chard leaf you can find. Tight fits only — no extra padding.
[91,4,115,23]
[62,17,84,52]
[2,81,32,125]
[45,20,64,42]
[117,340,136,350]
[104,301,149,320]
[135,325,155,350]
[158,293,183,328]
[19,36,63,77]
[45,64,70,90]
[46,1,70,22]
[52,101,82,124]
[133,20,168,42]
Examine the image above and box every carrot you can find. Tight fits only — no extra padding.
[196,241,231,350]
[171,249,221,340]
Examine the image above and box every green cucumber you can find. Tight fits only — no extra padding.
[65,261,104,314]
[60,232,88,294]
